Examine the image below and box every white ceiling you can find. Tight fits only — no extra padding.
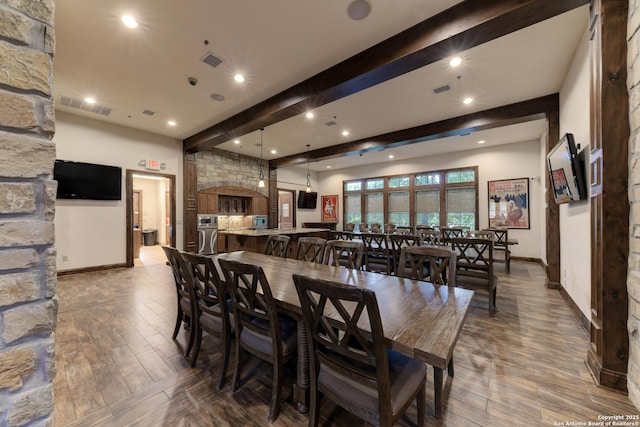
[54,1,589,172]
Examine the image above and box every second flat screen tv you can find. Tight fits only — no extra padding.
[54,160,122,200]
[297,191,317,209]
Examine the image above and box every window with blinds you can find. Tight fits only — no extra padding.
[415,189,440,227]
[344,194,362,223]
[366,192,384,224]
[446,187,476,228]
[388,191,410,226]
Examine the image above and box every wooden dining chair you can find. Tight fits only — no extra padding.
[486,227,511,273]
[418,229,442,246]
[395,225,413,234]
[329,230,353,241]
[161,246,196,357]
[440,227,465,244]
[369,223,382,233]
[384,223,397,233]
[295,236,327,263]
[398,245,457,286]
[323,240,364,270]
[466,229,496,240]
[450,237,497,313]
[389,233,422,276]
[180,252,234,389]
[219,259,297,422]
[292,273,426,427]
[361,233,392,274]
[264,234,291,258]
[344,222,355,232]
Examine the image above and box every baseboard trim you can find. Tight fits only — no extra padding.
[57,263,128,276]
[512,256,544,265]
[557,284,590,334]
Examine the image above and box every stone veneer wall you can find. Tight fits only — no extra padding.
[0,1,57,425]
[630,0,640,409]
[196,148,268,196]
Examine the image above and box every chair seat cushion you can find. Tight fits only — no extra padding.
[179,296,191,313]
[318,349,426,414]
[240,315,297,356]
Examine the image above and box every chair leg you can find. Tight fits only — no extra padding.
[218,334,231,390]
[189,327,202,367]
[417,378,426,427]
[172,305,182,339]
[268,360,283,422]
[231,340,242,393]
[308,383,320,427]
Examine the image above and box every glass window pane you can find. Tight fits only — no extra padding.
[365,192,384,224]
[389,213,410,226]
[388,191,409,226]
[366,178,384,190]
[446,169,475,183]
[344,180,362,192]
[415,173,441,186]
[388,176,410,188]
[446,187,475,227]
[415,190,439,212]
[344,194,361,223]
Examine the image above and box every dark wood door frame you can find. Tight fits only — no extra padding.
[277,188,296,229]
[126,170,177,267]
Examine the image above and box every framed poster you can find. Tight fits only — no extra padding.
[488,178,530,229]
[321,195,338,223]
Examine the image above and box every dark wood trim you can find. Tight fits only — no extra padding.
[183,0,587,153]
[57,263,127,276]
[546,109,561,289]
[126,170,177,267]
[273,95,558,168]
[268,165,278,229]
[184,154,198,253]
[557,285,590,334]
[277,188,296,229]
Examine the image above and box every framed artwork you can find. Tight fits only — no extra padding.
[488,178,530,229]
[321,195,338,223]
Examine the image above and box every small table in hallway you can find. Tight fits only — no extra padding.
[215,251,474,418]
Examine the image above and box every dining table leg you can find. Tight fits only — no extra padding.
[433,366,443,418]
[293,319,309,414]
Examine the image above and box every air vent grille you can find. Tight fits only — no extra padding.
[324,120,337,126]
[141,109,156,116]
[202,52,223,68]
[58,96,112,116]
[433,84,451,94]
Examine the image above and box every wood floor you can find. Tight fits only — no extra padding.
[53,246,638,426]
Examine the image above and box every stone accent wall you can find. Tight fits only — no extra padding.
[0,1,57,425]
[196,148,269,197]
[630,0,640,409]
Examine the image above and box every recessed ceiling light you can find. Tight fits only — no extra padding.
[306,112,314,119]
[234,74,245,83]
[326,165,332,169]
[271,149,276,154]
[121,15,138,29]
[84,97,96,104]
[342,130,349,136]
[463,97,473,105]
[233,139,240,144]
[449,56,462,67]
[347,0,372,20]
[167,120,176,126]
[477,140,486,144]
[388,154,395,159]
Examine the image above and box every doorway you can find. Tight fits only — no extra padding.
[278,189,296,229]
[126,170,176,267]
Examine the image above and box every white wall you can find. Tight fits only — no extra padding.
[277,167,321,227]
[54,111,183,270]
[281,139,543,258]
[558,26,591,318]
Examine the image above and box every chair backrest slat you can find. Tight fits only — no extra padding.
[398,245,456,286]
[264,235,291,258]
[295,237,327,263]
[323,240,364,270]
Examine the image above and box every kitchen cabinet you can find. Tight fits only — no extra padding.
[218,196,248,214]
[198,193,218,214]
[250,196,269,215]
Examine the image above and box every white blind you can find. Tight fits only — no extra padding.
[345,194,361,213]
[415,190,439,212]
[446,187,475,212]
[366,193,383,212]
[388,191,409,211]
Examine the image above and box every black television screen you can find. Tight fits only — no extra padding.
[297,191,317,209]
[54,160,122,200]
[547,133,587,204]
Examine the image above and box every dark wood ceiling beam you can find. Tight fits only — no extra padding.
[272,94,559,168]
[184,0,587,153]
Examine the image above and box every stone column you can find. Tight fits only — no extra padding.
[0,1,57,425]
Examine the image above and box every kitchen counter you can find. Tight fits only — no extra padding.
[219,228,330,255]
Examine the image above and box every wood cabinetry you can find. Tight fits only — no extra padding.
[197,186,268,216]
[218,196,247,214]
[198,193,218,214]
[250,196,268,215]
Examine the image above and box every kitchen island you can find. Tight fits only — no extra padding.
[219,228,330,256]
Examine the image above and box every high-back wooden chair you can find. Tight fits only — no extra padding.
[180,252,233,389]
[440,227,465,244]
[323,240,364,270]
[466,230,496,240]
[219,259,297,422]
[162,246,196,357]
[263,234,291,258]
[329,230,353,241]
[398,245,457,286]
[395,225,413,234]
[450,237,497,313]
[361,233,392,274]
[486,227,511,273]
[344,222,355,232]
[384,223,396,233]
[295,236,327,263]
[418,229,442,246]
[389,233,422,275]
[292,273,426,427]
[369,223,382,233]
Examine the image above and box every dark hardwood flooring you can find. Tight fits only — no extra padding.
[53,246,638,426]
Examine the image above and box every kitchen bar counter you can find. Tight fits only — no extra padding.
[219,228,330,255]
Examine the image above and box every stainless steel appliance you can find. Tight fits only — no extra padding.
[253,215,268,230]
[197,214,218,254]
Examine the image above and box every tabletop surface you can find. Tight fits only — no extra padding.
[215,251,474,368]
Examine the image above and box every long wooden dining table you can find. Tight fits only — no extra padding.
[214,251,474,418]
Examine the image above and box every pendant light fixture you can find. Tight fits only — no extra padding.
[258,128,265,188]
[305,144,311,193]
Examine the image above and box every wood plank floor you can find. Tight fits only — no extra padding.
[53,246,639,426]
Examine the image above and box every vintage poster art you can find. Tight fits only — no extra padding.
[321,195,338,223]
[488,178,530,229]
[550,168,573,204]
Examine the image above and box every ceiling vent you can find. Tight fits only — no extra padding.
[141,109,156,116]
[433,84,451,94]
[202,52,223,68]
[324,120,337,126]
[210,93,225,102]
[58,96,112,116]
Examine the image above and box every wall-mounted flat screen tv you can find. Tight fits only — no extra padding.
[547,133,587,204]
[297,191,317,209]
[54,160,122,200]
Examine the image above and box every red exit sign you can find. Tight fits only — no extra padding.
[145,159,160,170]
